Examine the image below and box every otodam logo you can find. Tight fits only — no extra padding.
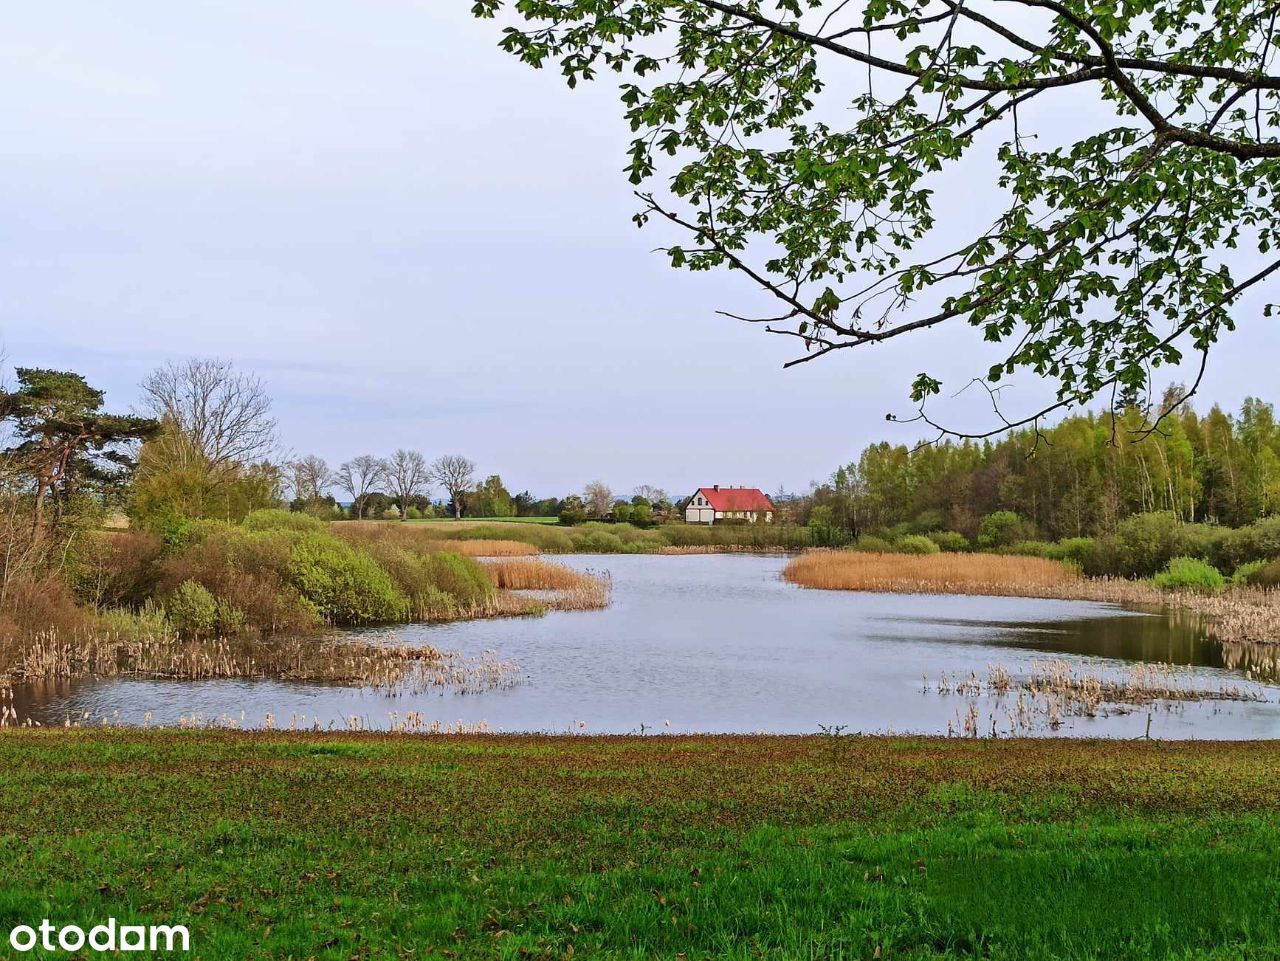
[8,919,189,953]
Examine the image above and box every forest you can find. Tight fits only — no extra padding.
[803,394,1280,558]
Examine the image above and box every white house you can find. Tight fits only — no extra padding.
[684,486,775,524]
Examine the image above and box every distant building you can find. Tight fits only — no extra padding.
[684,486,775,525]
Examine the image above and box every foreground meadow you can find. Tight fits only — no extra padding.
[2,732,1280,959]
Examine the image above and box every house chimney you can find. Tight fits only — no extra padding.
[713,484,720,491]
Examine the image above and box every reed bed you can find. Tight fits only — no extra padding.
[483,559,612,612]
[2,630,520,695]
[334,522,541,557]
[437,539,539,557]
[784,549,1280,646]
[927,660,1264,735]
[484,558,595,591]
[784,550,1081,595]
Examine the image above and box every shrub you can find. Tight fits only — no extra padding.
[896,534,941,555]
[1001,540,1052,558]
[243,509,327,534]
[166,580,244,637]
[854,534,895,553]
[926,530,970,552]
[1220,517,1280,570]
[0,575,91,640]
[70,531,163,609]
[977,511,1035,549]
[157,525,318,635]
[1232,559,1269,586]
[1236,557,1280,588]
[574,530,626,553]
[1114,511,1183,576]
[97,601,169,640]
[1153,557,1225,593]
[1178,523,1230,569]
[1044,537,1096,567]
[422,552,494,613]
[358,542,458,620]
[287,533,409,625]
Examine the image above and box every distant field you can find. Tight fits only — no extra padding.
[406,516,561,525]
[3,732,1279,959]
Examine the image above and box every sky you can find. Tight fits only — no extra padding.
[2,2,1276,499]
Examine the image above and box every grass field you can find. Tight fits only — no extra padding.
[405,516,562,525]
[2,732,1279,959]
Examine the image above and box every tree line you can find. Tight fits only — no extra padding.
[796,392,1280,544]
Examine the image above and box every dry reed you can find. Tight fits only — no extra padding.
[483,560,612,612]
[3,630,521,695]
[927,659,1264,735]
[785,550,1280,647]
[784,550,1081,595]
[334,522,540,557]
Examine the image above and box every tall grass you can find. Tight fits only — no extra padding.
[482,559,612,611]
[341,518,812,554]
[783,550,1081,595]
[334,522,540,557]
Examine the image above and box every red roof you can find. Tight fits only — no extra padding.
[695,487,774,512]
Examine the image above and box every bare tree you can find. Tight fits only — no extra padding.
[336,455,386,520]
[633,485,668,505]
[430,455,475,519]
[286,455,333,513]
[386,449,430,521]
[583,481,613,517]
[139,358,276,471]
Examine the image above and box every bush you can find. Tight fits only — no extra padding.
[97,601,169,640]
[157,526,319,635]
[356,541,457,620]
[1232,559,1269,586]
[977,511,1035,549]
[574,530,626,553]
[1114,511,1184,576]
[421,552,494,613]
[287,533,409,625]
[896,534,941,555]
[853,534,895,553]
[1046,537,1098,569]
[1235,557,1280,588]
[70,531,163,609]
[1153,557,1225,593]
[1001,540,1052,558]
[1220,517,1280,570]
[166,580,244,637]
[926,530,970,552]
[244,509,327,534]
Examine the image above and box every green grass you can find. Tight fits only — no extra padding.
[3,733,1280,959]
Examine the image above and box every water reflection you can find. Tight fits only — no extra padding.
[887,608,1222,669]
[7,554,1278,737]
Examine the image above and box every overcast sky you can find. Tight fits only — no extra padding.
[3,2,1275,499]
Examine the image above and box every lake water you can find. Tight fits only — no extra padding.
[11,554,1280,737]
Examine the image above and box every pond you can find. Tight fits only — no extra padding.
[11,554,1280,736]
